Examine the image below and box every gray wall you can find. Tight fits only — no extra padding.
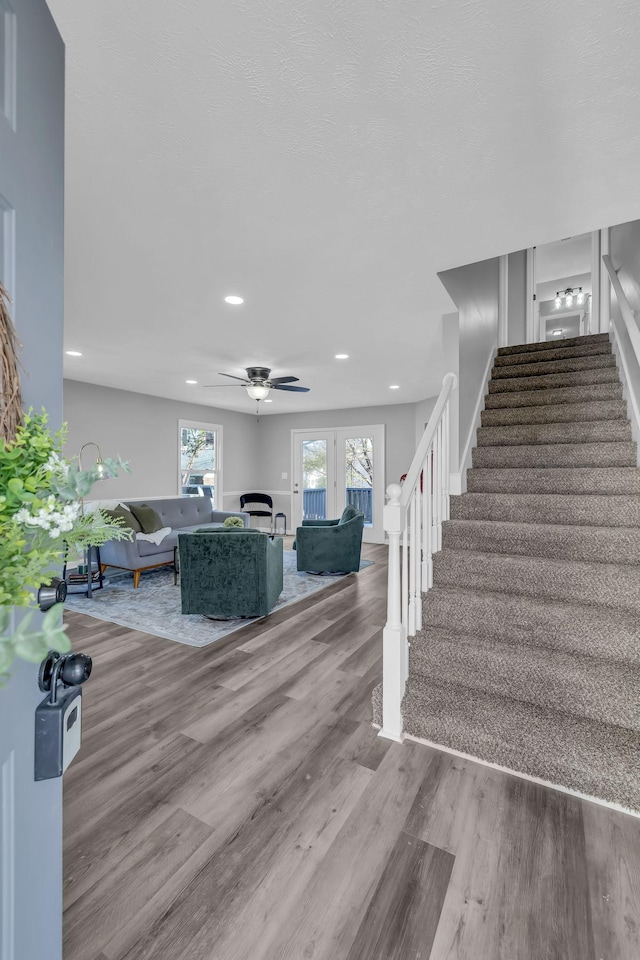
[438,256,500,468]
[610,219,640,316]
[64,382,427,525]
[63,380,260,502]
[0,1,65,956]
[507,249,527,345]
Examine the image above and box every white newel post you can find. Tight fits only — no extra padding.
[379,483,405,741]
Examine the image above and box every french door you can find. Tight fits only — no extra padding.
[292,425,385,543]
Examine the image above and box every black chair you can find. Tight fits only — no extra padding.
[240,493,274,527]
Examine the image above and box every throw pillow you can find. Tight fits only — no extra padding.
[128,502,164,534]
[102,503,142,533]
[339,504,361,524]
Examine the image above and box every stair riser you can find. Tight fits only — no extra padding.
[472,442,637,469]
[484,382,623,409]
[497,333,610,357]
[492,354,616,380]
[477,420,631,447]
[488,367,620,393]
[411,639,640,732]
[433,551,640,613]
[450,494,640,527]
[481,399,627,427]
[493,342,611,368]
[422,590,640,664]
[400,677,639,811]
[442,520,640,565]
[466,467,640,495]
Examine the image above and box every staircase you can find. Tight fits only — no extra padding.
[387,333,640,811]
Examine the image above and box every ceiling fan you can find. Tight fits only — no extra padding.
[204,366,310,400]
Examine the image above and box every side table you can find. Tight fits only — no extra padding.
[63,544,105,598]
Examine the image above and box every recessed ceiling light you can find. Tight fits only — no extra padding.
[66,350,82,357]
[264,399,273,403]
[335,353,349,360]
[224,295,244,305]
[552,330,563,336]
[390,384,400,390]
[185,379,197,384]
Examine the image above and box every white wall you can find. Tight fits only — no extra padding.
[63,380,260,502]
[438,256,499,470]
[609,219,640,457]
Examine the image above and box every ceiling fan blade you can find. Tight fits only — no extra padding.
[217,372,250,383]
[269,376,299,385]
[271,384,310,392]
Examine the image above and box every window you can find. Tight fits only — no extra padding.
[178,420,222,506]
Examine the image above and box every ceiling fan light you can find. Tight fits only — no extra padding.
[246,383,270,400]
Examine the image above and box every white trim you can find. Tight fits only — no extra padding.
[590,230,601,334]
[401,732,640,819]
[178,419,223,508]
[498,255,508,348]
[457,341,497,492]
[525,247,536,342]
[600,228,611,334]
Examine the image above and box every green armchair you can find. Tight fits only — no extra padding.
[178,528,283,618]
[293,505,365,573]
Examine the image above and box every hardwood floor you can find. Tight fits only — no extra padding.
[62,542,640,960]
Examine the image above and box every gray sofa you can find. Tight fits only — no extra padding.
[99,497,249,587]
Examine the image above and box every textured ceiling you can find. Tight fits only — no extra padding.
[48,0,640,414]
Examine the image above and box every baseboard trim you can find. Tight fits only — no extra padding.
[402,732,639,819]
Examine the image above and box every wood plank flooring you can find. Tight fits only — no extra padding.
[62,542,640,960]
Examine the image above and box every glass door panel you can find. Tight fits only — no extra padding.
[292,431,335,530]
[343,436,374,526]
[302,438,328,520]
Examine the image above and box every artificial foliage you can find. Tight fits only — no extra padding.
[222,515,245,528]
[0,411,132,681]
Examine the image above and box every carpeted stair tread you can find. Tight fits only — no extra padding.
[492,354,616,380]
[400,676,639,811]
[488,366,621,393]
[481,398,627,427]
[450,491,640,526]
[422,586,640,665]
[472,440,637,469]
[433,548,640,613]
[484,381,623,409]
[477,419,631,447]
[466,466,640,495]
[410,629,640,732]
[442,518,640,565]
[497,333,610,357]
[493,341,611,368]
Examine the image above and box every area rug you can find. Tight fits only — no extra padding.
[64,551,373,647]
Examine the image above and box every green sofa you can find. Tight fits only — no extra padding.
[178,528,283,618]
[293,505,365,573]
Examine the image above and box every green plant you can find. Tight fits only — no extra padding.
[223,515,245,528]
[0,411,132,682]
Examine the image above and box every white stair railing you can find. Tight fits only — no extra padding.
[379,372,457,741]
